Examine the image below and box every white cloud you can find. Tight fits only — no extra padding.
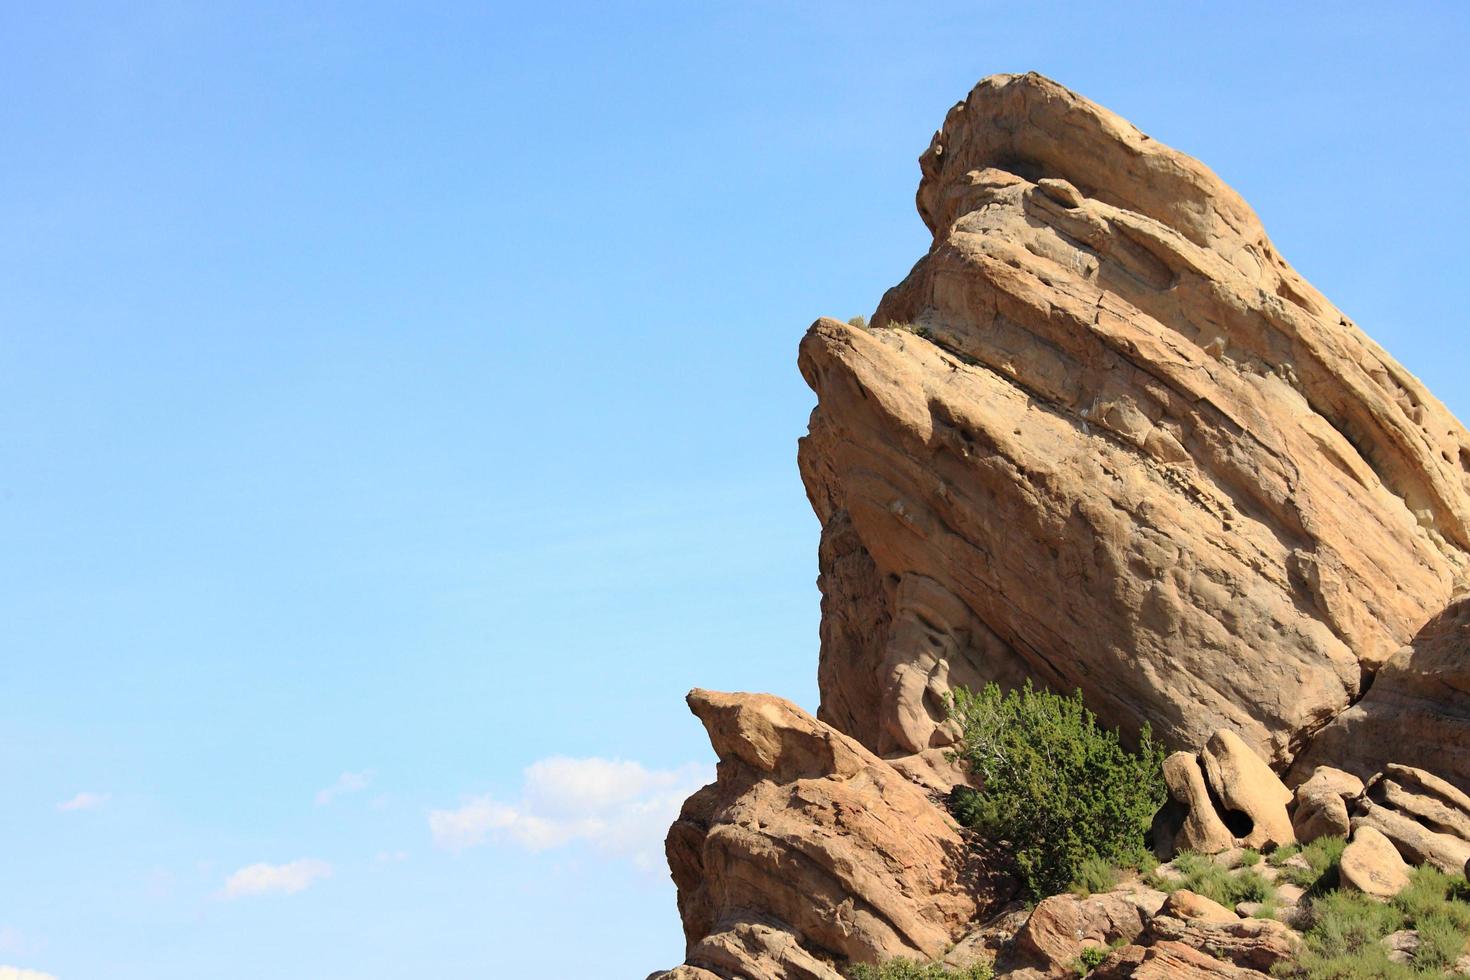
[221,859,332,899]
[57,791,109,812]
[428,757,710,869]
[374,850,409,865]
[314,770,373,806]
[0,968,58,980]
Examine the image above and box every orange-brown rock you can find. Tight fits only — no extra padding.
[1090,941,1273,979]
[1293,597,1470,792]
[1141,916,1300,973]
[657,689,1005,979]
[798,72,1470,765]
[1002,892,1148,977]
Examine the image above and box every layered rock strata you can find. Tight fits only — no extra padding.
[656,690,1007,979]
[799,72,1470,766]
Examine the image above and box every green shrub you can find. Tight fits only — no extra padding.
[1239,848,1262,868]
[1069,856,1122,897]
[1279,836,1347,893]
[848,314,869,329]
[848,959,994,980]
[1150,851,1277,908]
[1072,941,1123,976]
[948,681,1166,898]
[1277,863,1470,978]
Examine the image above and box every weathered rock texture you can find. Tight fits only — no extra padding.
[798,72,1470,766]
[1155,730,1295,857]
[1293,595,1470,790]
[1349,764,1470,874]
[658,690,1006,978]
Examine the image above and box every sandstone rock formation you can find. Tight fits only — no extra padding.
[1155,730,1294,857]
[1338,825,1411,898]
[798,72,1470,767]
[658,70,1470,980]
[1349,764,1470,875]
[657,690,1007,978]
[1293,596,1470,791]
[1291,766,1363,843]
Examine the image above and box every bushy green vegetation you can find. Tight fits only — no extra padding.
[948,681,1167,898]
[1149,850,1278,910]
[1275,836,1348,894]
[1276,864,1470,979]
[1069,856,1123,897]
[848,959,994,980]
[1072,940,1125,976]
[847,314,869,329]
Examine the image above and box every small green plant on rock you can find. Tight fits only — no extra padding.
[1072,940,1124,976]
[848,958,994,980]
[947,681,1167,898]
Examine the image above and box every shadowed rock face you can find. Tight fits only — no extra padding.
[1291,594,1470,791]
[799,72,1470,766]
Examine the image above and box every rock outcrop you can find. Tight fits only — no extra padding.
[1155,730,1294,857]
[1349,764,1470,875]
[658,690,1007,978]
[798,72,1470,766]
[658,70,1470,980]
[1293,596,1470,791]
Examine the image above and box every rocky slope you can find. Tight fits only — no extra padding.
[654,72,1470,979]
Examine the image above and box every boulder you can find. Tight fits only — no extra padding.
[1352,798,1470,876]
[1090,941,1274,979]
[1291,766,1362,844]
[1141,916,1300,972]
[799,72,1470,768]
[1162,751,1236,854]
[1347,765,1470,874]
[1003,892,1148,977]
[659,690,1006,978]
[1200,731,1295,850]
[1159,890,1238,925]
[1292,596,1470,793]
[1339,826,1411,898]
[1156,734,1293,856]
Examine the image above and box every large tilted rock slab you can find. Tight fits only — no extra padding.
[654,690,1004,979]
[1292,595,1470,791]
[799,72,1470,764]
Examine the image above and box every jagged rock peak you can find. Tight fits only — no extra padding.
[799,71,1470,769]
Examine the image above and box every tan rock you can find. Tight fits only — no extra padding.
[1339,826,1411,898]
[1004,892,1148,977]
[1090,941,1274,979]
[1352,795,1470,875]
[799,72,1470,768]
[1292,596,1470,793]
[1200,731,1295,850]
[661,690,1005,978]
[1291,766,1362,844]
[1159,889,1239,924]
[1141,915,1301,972]
[1163,751,1236,854]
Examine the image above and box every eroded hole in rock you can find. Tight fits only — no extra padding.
[1220,808,1254,838]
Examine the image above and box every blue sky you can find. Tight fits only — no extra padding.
[2,3,1468,978]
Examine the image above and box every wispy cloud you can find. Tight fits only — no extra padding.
[314,771,373,806]
[57,791,109,812]
[221,859,332,899]
[0,968,58,980]
[428,757,710,870]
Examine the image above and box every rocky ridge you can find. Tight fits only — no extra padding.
[653,72,1470,980]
